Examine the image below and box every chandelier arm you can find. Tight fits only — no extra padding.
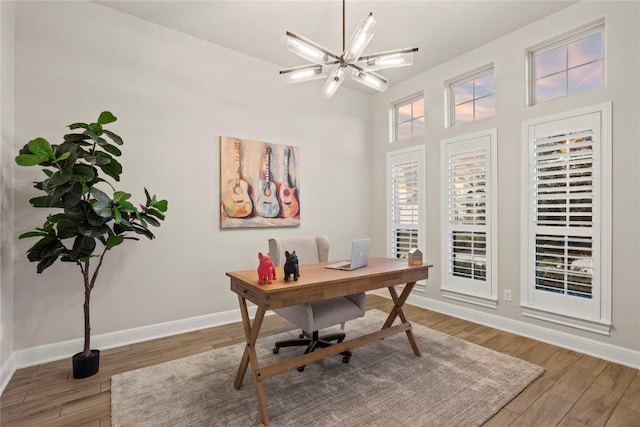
[357,47,418,61]
[280,61,341,75]
[286,31,341,62]
[342,0,345,52]
[347,63,388,80]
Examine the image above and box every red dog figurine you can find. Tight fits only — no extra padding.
[257,252,276,284]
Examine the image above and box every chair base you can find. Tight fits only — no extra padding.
[273,330,351,371]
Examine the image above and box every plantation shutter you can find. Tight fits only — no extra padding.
[441,131,497,307]
[391,158,419,258]
[446,146,488,281]
[522,105,611,333]
[387,148,424,265]
[533,130,595,299]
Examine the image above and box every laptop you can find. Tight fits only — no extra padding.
[325,238,370,271]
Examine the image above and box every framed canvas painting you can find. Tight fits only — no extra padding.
[220,136,300,228]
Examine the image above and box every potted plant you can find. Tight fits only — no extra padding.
[15,111,168,378]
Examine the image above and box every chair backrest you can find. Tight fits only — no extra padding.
[268,235,330,267]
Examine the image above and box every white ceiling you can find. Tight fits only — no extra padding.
[95,0,577,94]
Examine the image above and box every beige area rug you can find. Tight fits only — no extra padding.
[111,310,544,426]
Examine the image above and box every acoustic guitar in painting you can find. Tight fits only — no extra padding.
[254,146,280,218]
[222,140,253,218]
[277,147,299,217]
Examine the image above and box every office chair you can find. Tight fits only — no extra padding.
[268,235,366,371]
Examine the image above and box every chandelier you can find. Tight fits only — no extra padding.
[279,1,419,99]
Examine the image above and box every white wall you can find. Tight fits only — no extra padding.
[1,0,16,388]
[12,1,370,352]
[370,1,639,353]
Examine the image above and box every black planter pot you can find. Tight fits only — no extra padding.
[72,349,100,379]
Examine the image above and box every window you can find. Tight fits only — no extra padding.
[441,130,498,307]
[447,66,495,127]
[387,147,426,288]
[529,24,604,105]
[392,94,424,142]
[521,103,611,334]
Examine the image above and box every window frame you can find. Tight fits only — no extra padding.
[520,103,612,334]
[526,20,605,106]
[440,129,498,308]
[445,64,495,128]
[390,93,425,143]
[386,145,426,290]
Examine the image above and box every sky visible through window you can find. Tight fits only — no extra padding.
[535,31,603,103]
[452,71,495,125]
[396,97,425,141]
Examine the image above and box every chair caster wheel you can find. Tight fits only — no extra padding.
[297,366,305,372]
[342,356,350,363]
[272,347,279,354]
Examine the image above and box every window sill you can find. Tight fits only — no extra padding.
[442,289,497,309]
[521,304,611,335]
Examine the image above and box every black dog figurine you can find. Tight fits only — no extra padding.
[283,250,299,282]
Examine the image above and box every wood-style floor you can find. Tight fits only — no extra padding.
[1,294,639,426]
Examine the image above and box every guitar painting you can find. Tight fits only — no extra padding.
[220,137,300,228]
[221,140,253,218]
[278,147,299,217]
[254,145,280,218]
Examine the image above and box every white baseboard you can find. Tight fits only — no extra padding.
[1,352,16,395]
[403,292,639,370]
[11,305,259,372]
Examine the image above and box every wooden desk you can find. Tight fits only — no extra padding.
[227,257,431,425]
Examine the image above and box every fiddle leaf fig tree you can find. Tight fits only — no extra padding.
[15,112,168,359]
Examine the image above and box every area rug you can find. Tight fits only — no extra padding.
[111,310,544,426]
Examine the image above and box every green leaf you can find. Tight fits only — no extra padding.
[56,219,79,239]
[68,122,89,130]
[90,187,112,218]
[78,223,110,238]
[71,235,96,259]
[97,111,117,125]
[154,199,168,212]
[48,168,73,186]
[37,255,60,274]
[43,169,54,177]
[15,154,48,166]
[113,191,131,203]
[64,203,88,222]
[63,182,84,207]
[83,154,111,166]
[113,207,122,224]
[46,213,68,223]
[64,133,91,142]
[103,129,123,146]
[86,209,107,227]
[98,156,122,181]
[88,123,103,135]
[140,213,160,227]
[132,225,155,240]
[28,196,58,208]
[55,152,71,162]
[117,201,136,212]
[100,142,122,157]
[105,235,124,250]
[145,207,165,221]
[26,235,62,262]
[27,138,54,158]
[144,188,151,205]
[71,165,95,182]
[19,231,48,239]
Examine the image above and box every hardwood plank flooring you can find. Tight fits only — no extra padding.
[1,294,638,426]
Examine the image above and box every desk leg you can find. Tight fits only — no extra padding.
[234,295,270,425]
[383,282,422,357]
